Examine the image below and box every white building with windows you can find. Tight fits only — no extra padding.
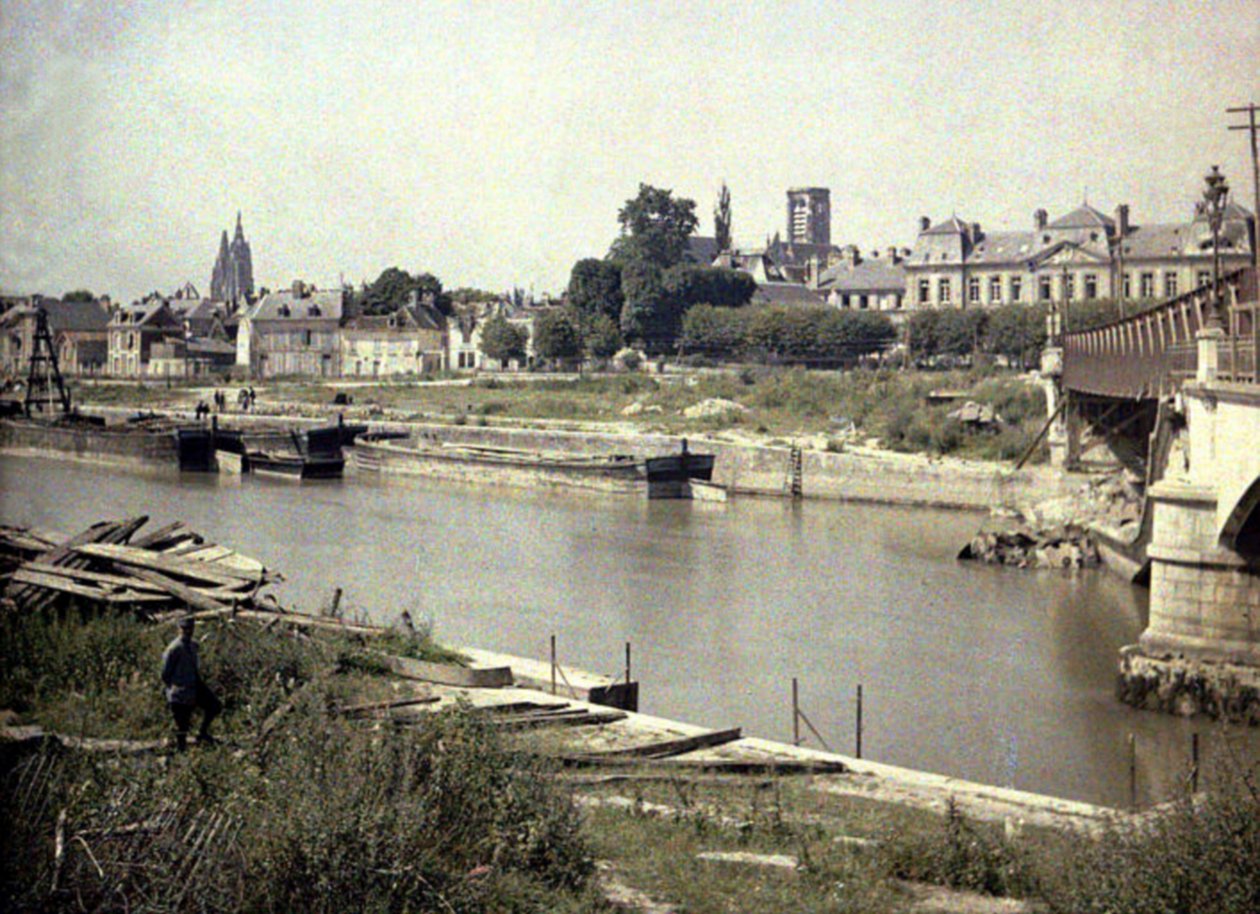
[902,196,1254,312]
[236,281,344,378]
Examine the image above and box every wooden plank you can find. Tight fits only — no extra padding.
[74,543,258,587]
[585,727,745,760]
[125,567,230,614]
[130,521,188,549]
[179,544,234,563]
[22,563,168,593]
[9,516,147,611]
[371,651,512,688]
[12,569,114,600]
[335,695,440,716]
[489,709,628,730]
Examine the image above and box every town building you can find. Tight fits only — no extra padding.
[108,286,233,379]
[902,198,1255,312]
[787,187,831,246]
[341,293,446,377]
[1,297,111,378]
[210,212,255,305]
[236,281,344,378]
[817,246,908,313]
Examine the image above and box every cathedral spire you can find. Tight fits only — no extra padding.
[234,210,244,241]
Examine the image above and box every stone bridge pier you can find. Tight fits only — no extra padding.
[1119,370,1260,721]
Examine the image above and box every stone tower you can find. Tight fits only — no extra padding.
[211,211,255,305]
[786,187,831,246]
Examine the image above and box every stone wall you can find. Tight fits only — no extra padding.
[0,419,178,468]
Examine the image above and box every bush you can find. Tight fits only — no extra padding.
[1036,753,1260,914]
[876,798,1037,897]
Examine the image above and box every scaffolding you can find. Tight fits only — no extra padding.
[23,308,71,417]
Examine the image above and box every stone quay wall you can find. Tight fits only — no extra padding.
[392,422,1075,511]
[0,419,177,469]
[73,406,1079,511]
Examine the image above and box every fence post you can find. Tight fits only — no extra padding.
[1128,733,1137,810]
[792,678,800,747]
[856,684,863,759]
[1191,732,1200,794]
[550,634,556,696]
[625,641,632,684]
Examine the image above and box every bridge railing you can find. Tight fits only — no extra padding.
[1062,268,1256,399]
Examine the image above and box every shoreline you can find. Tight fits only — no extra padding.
[39,404,1093,513]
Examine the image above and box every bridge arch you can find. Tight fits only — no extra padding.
[1223,474,1260,557]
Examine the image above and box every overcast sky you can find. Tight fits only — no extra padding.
[1,0,1257,303]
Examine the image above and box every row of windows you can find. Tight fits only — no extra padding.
[915,269,1212,305]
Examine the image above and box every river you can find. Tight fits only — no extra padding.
[3,452,1249,807]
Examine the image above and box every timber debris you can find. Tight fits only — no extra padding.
[1,517,280,615]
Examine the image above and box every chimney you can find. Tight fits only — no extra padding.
[807,255,820,289]
[1115,204,1130,237]
[919,216,931,232]
[886,246,899,264]
[1034,209,1048,231]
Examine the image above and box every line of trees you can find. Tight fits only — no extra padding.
[682,304,897,365]
[909,299,1129,367]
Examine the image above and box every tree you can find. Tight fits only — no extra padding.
[609,183,699,269]
[619,259,677,350]
[583,312,623,360]
[680,304,750,357]
[360,268,451,316]
[713,183,732,254]
[479,315,527,366]
[533,309,582,364]
[566,259,624,324]
[662,265,756,312]
[62,289,95,303]
[984,304,1046,368]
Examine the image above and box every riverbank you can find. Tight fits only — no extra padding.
[52,402,1087,512]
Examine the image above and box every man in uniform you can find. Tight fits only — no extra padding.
[160,617,222,750]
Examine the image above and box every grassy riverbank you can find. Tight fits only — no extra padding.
[70,367,1049,463]
[4,608,1258,913]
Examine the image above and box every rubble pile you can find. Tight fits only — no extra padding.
[961,525,1101,569]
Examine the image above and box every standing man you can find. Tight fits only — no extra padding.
[161,617,222,750]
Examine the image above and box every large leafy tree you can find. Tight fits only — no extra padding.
[533,309,583,364]
[609,184,699,269]
[359,268,451,316]
[566,259,624,324]
[62,289,96,303]
[713,183,732,254]
[479,315,528,365]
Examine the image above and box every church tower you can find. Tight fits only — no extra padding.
[211,212,255,305]
[786,188,831,246]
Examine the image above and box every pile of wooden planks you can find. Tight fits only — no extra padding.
[1,516,279,616]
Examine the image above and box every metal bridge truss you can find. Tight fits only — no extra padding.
[1062,268,1258,399]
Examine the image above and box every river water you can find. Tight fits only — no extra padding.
[3,453,1250,807]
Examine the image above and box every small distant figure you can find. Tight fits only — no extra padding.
[399,609,415,634]
[195,400,210,421]
[161,617,222,751]
[237,388,249,412]
[248,387,257,410]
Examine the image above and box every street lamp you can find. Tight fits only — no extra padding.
[1197,165,1231,328]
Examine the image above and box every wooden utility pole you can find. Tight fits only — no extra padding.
[1228,103,1260,272]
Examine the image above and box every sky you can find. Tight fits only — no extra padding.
[1,0,1258,304]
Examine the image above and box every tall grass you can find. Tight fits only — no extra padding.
[0,610,599,913]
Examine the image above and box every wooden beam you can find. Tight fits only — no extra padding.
[125,567,230,613]
[585,727,745,760]
[74,543,258,587]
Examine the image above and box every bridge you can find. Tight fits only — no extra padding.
[1048,267,1260,722]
